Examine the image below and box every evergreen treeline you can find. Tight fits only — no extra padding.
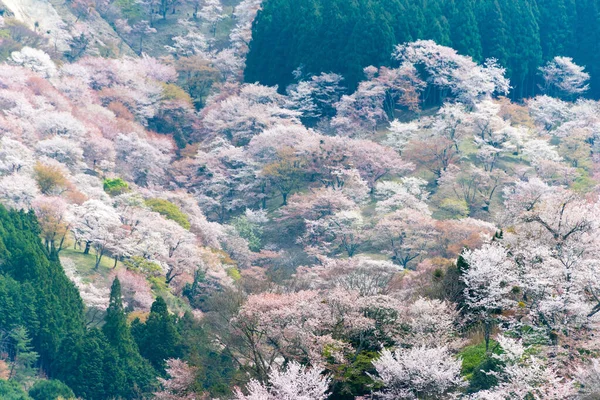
[0,206,153,399]
[0,204,236,399]
[246,0,600,99]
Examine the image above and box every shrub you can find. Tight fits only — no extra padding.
[34,163,68,195]
[145,198,191,230]
[0,380,30,400]
[29,380,75,400]
[103,177,130,196]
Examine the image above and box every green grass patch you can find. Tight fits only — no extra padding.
[458,339,500,380]
[60,247,120,276]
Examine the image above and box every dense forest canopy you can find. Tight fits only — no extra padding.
[246,0,600,99]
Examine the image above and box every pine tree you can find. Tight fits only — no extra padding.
[7,326,38,385]
[103,278,130,352]
[102,278,157,398]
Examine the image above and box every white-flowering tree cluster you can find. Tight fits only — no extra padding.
[371,346,465,399]
[234,361,330,400]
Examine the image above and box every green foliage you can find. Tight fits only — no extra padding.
[144,198,191,230]
[182,269,209,310]
[571,170,596,193]
[0,205,84,379]
[102,279,156,396]
[231,215,263,252]
[226,267,241,281]
[7,327,39,384]
[176,312,237,397]
[467,356,503,393]
[329,351,381,398]
[132,297,181,371]
[28,380,75,400]
[0,206,157,399]
[0,380,31,400]
[115,0,144,21]
[438,198,470,219]
[123,256,163,277]
[103,178,130,197]
[458,339,500,380]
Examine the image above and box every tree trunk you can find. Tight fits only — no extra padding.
[484,320,492,353]
[94,249,104,270]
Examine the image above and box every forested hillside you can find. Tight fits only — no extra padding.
[246,0,600,99]
[1,0,600,399]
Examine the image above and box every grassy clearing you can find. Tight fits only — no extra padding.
[60,246,192,315]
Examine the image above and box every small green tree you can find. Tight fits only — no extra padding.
[8,326,39,385]
[132,297,181,371]
[29,380,75,400]
[0,380,31,400]
[231,215,263,252]
[103,178,130,197]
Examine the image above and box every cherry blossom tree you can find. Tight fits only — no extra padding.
[114,133,173,187]
[383,120,420,155]
[394,40,510,104]
[199,0,224,37]
[398,297,459,347]
[70,199,123,269]
[303,209,369,258]
[230,0,263,57]
[155,359,198,400]
[501,180,600,334]
[346,139,413,191]
[332,64,423,135]
[132,21,157,54]
[234,361,330,400]
[461,243,516,350]
[133,212,203,284]
[575,358,600,399]
[194,139,262,221]
[112,269,154,311]
[0,173,40,210]
[471,336,576,400]
[0,137,35,175]
[438,164,507,215]
[165,20,209,58]
[11,47,57,78]
[35,136,84,169]
[527,95,572,131]
[32,196,70,254]
[374,178,430,215]
[287,72,345,124]
[374,209,437,268]
[295,256,401,296]
[371,346,465,399]
[202,84,300,146]
[540,56,589,98]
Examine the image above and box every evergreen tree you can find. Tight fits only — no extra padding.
[7,326,39,385]
[448,0,482,61]
[102,278,156,398]
[132,297,181,371]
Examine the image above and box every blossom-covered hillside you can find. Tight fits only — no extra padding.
[2,1,600,399]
